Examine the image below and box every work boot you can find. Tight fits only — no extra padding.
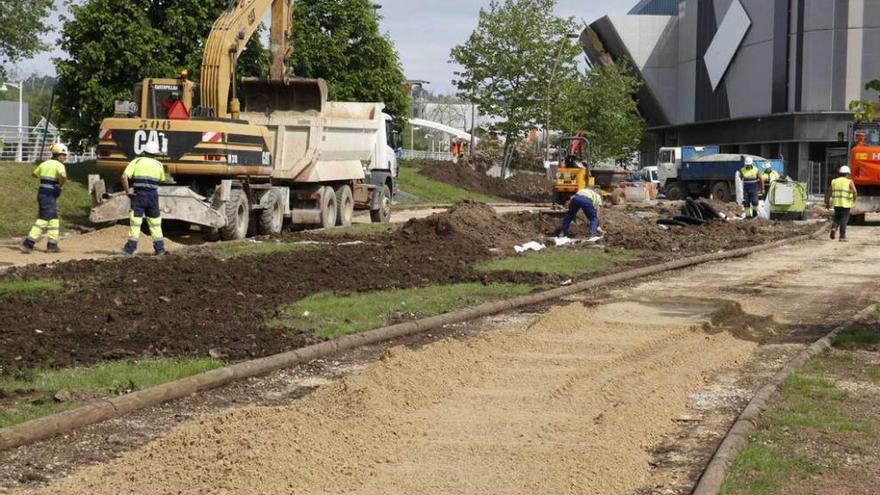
[830,229,836,240]
[46,243,61,254]
[19,241,33,254]
[154,249,169,256]
[839,238,848,243]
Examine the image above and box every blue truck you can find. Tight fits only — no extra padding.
[660,151,784,202]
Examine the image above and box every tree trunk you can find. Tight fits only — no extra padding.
[501,135,514,178]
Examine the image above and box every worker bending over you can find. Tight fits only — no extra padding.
[738,157,764,219]
[121,142,168,255]
[761,162,780,199]
[825,166,858,242]
[554,187,603,242]
[20,144,70,254]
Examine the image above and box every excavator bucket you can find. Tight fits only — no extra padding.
[239,77,328,114]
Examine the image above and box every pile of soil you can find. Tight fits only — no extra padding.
[509,209,816,255]
[400,200,535,250]
[417,161,552,203]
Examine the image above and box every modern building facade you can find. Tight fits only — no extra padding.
[583,0,880,181]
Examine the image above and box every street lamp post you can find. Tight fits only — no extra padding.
[544,34,579,163]
[0,81,24,162]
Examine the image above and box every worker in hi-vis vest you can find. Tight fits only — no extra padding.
[553,187,603,243]
[20,143,70,254]
[120,141,168,255]
[825,166,858,243]
[761,162,780,199]
[737,157,764,219]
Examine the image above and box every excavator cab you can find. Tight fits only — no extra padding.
[552,135,596,205]
[116,76,197,120]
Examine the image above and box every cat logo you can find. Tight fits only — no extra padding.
[134,130,168,155]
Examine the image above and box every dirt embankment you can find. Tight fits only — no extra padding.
[417,161,552,203]
[0,201,815,371]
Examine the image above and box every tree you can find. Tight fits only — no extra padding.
[564,60,644,163]
[55,0,268,149]
[291,0,409,119]
[0,0,52,81]
[450,0,581,171]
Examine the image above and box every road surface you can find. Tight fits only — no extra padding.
[19,224,880,494]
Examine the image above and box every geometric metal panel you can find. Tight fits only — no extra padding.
[704,0,752,91]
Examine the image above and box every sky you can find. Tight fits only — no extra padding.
[14,0,635,94]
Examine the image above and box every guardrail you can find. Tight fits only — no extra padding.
[0,125,95,163]
[400,150,453,161]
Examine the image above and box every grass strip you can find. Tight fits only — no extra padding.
[0,358,224,428]
[209,240,316,260]
[270,282,537,339]
[0,278,62,296]
[721,325,880,495]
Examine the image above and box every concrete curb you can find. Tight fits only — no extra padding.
[0,231,822,452]
[691,304,878,495]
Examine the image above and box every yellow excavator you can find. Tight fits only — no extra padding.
[90,0,399,239]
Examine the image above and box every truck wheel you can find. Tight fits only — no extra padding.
[335,185,354,227]
[258,189,285,235]
[665,182,685,201]
[711,182,731,202]
[611,189,626,206]
[370,185,392,224]
[220,190,250,240]
[319,186,337,229]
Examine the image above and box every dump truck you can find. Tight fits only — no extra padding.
[661,153,783,202]
[88,0,399,240]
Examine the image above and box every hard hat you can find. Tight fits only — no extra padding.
[839,166,852,175]
[763,162,773,170]
[50,143,69,155]
[142,141,161,156]
[744,157,754,166]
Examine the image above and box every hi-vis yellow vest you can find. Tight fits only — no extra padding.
[830,177,854,208]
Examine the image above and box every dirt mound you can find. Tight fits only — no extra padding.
[400,200,535,250]
[417,161,552,203]
[508,209,816,255]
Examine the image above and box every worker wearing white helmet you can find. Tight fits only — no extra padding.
[20,143,70,254]
[737,156,765,219]
[120,140,168,255]
[825,165,858,242]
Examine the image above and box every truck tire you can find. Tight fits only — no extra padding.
[335,185,354,227]
[220,190,250,240]
[665,182,685,201]
[711,181,732,203]
[370,185,392,224]
[319,186,337,229]
[258,189,285,235]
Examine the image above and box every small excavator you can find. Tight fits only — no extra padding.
[552,134,595,205]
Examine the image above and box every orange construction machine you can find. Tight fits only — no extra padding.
[848,122,880,224]
[552,135,595,204]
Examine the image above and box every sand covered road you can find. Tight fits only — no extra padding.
[22,226,880,494]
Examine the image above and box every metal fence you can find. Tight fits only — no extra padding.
[807,149,849,200]
[400,150,453,162]
[0,125,95,163]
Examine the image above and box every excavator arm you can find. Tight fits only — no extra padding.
[200,0,292,119]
